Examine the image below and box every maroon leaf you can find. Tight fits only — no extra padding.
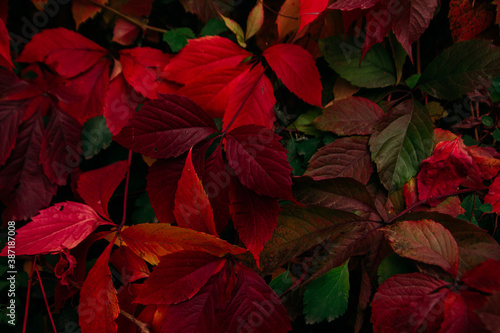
[328,0,379,10]
[40,106,83,185]
[0,100,26,166]
[305,136,373,185]
[485,175,500,214]
[229,177,280,265]
[461,259,500,294]
[476,291,500,333]
[114,94,218,159]
[77,160,129,221]
[0,18,13,70]
[313,97,384,135]
[0,202,111,256]
[225,124,293,200]
[135,251,225,305]
[109,246,150,285]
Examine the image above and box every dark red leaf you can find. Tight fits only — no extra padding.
[114,94,218,159]
[112,19,141,46]
[0,202,111,256]
[485,176,500,214]
[162,36,251,84]
[229,177,280,265]
[461,259,500,294]
[77,160,129,221]
[263,43,322,107]
[0,100,25,166]
[135,251,225,305]
[0,18,13,70]
[109,246,150,285]
[328,0,379,10]
[225,124,293,200]
[40,105,83,185]
[476,291,500,333]
[71,0,106,29]
[449,0,495,42]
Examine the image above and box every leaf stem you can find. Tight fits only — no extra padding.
[387,187,486,224]
[120,309,151,333]
[35,263,58,333]
[222,66,267,134]
[22,257,36,333]
[119,150,133,229]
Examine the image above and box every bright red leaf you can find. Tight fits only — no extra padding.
[298,0,329,33]
[0,202,111,256]
[77,160,129,221]
[263,43,322,107]
[0,18,13,70]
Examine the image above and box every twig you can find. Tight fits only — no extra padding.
[119,150,133,229]
[22,257,37,333]
[120,309,151,333]
[35,264,58,333]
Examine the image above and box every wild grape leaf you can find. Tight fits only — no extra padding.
[72,0,107,29]
[79,244,119,333]
[0,100,25,166]
[417,137,475,202]
[303,260,350,324]
[476,291,500,333]
[305,136,374,185]
[229,177,280,265]
[319,36,396,88]
[298,0,329,33]
[449,0,495,42]
[40,106,83,185]
[114,94,218,159]
[136,251,225,305]
[162,36,251,84]
[0,202,112,256]
[77,160,129,221]
[382,220,459,276]
[17,27,109,77]
[263,43,322,107]
[245,2,264,40]
[225,124,293,199]
[0,18,13,70]
[221,264,291,333]
[485,175,500,214]
[109,246,150,285]
[222,64,276,130]
[391,0,438,60]
[371,273,451,333]
[313,96,384,135]
[120,47,177,99]
[120,223,246,265]
[370,99,434,192]
[0,112,57,222]
[276,0,300,40]
[417,40,500,100]
[112,19,141,46]
[292,177,379,219]
[174,149,217,235]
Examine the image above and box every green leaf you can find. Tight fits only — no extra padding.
[199,18,228,36]
[389,33,407,85]
[303,260,350,324]
[493,128,500,141]
[417,40,500,100]
[288,108,322,136]
[270,270,293,296]
[319,36,396,88]
[370,99,434,192]
[163,28,196,52]
[377,253,415,284]
[481,115,494,127]
[84,116,113,159]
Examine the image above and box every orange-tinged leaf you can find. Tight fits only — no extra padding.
[466,145,500,181]
[276,0,300,40]
[174,149,217,235]
[219,12,246,48]
[72,0,108,29]
[382,220,459,276]
[109,246,150,284]
[120,223,245,265]
[434,128,458,145]
[428,196,466,217]
[79,244,119,333]
[245,2,264,41]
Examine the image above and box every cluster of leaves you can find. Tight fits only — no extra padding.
[1,0,500,332]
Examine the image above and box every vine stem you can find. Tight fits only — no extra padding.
[84,0,168,34]
[35,264,57,333]
[22,257,37,333]
[386,187,486,224]
[222,66,267,134]
[258,0,299,20]
[119,150,133,229]
[120,309,151,333]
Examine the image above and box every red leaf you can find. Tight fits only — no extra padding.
[77,160,129,221]
[417,138,475,202]
[305,136,374,185]
[72,0,106,29]
[120,0,154,17]
[449,0,495,42]
[162,36,251,84]
[0,202,111,256]
[229,178,280,265]
[0,112,57,222]
[382,220,460,276]
[225,124,293,200]
[174,149,217,235]
[54,250,77,286]
[40,106,83,185]
[371,273,449,333]
[79,244,119,333]
[461,259,500,294]
[109,246,150,284]
[328,0,379,10]
[114,94,218,159]
[0,100,25,166]
[298,0,329,33]
[391,0,439,60]
[222,63,276,130]
[476,291,500,333]
[427,196,466,217]
[0,18,13,70]
[135,251,225,305]
[263,43,322,107]
[465,145,500,183]
[485,176,500,214]
[112,19,141,46]
[313,96,384,135]
[221,264,291,333]
[120,47,177,99]
[17,28,108,77]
